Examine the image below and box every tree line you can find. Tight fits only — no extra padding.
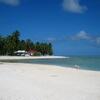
[0,30,53,56]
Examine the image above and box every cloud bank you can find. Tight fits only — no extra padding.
[71,30,100,46]
[0,0,20,6]
[47,31,100,47]
[62,0,87,13]
[0,0,87,12]
[71,31,91,40]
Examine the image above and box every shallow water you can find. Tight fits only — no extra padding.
[1,56,100,71]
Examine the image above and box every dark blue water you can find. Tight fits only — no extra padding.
[1,56,100,71]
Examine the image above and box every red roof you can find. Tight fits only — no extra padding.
[27,49,37,53]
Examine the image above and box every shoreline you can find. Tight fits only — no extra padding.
[0,61,100,72]
[1,61,100,73]
[0,56,100,72]
[0,56,68,60]
[0,62,100,100]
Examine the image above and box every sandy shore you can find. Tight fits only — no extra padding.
[0,62,100,100]
[0,56,68,60]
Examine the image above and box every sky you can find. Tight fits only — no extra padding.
[0,0,100,56]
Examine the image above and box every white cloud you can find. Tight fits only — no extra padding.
[71,31,91,40]
[46,31,100,47]
[71,30,100,47]
[96,37,100,45]
[62,0,87,13]
[47,37,56,42]
[0,0,20,6]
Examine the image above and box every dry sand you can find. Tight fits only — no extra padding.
[0,62,100,100]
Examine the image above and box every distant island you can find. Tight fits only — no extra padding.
[0,30,53,56]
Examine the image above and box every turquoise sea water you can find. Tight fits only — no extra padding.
[1,56,100,71]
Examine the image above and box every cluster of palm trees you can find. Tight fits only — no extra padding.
[0,30,53,56]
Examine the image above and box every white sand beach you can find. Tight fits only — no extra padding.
[0,61,100,100]
[0,56,67,60]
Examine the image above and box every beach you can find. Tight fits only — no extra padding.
[0,56,67,60]
[0,57,100,100]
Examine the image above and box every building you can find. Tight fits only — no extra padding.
[14,50,28,56]
[27,49,37,56]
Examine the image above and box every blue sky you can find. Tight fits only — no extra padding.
[0,0,100,55]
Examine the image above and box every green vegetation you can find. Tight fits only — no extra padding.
[0,30,53,56]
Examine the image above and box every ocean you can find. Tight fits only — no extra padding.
[2,56,100,71]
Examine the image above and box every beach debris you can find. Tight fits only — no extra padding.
[74,64,80,69]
